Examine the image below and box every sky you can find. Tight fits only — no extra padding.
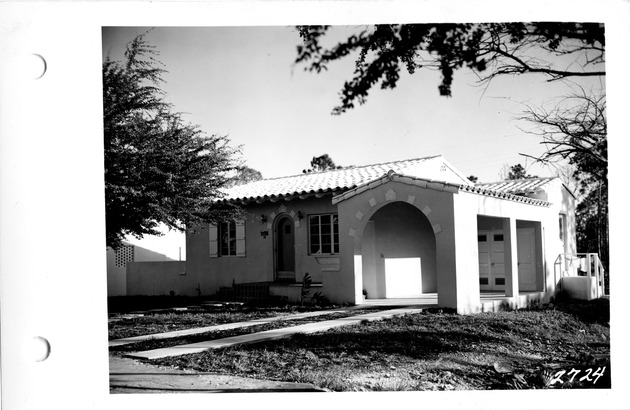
[102,25,605,259]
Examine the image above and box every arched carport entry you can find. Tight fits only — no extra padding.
[334,176,476,312]
[360,201,437,299]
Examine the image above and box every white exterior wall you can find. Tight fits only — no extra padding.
[126,261,188,296]
[106,248,127,296]
[448,192,482,313]
[335,178,574,312]
[337,180,460,306]
[107,243,175,296]
[473,188,571,298]
[176,176,575,309]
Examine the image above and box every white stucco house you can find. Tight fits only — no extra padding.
[142,154,588,314]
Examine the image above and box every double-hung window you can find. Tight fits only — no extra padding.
[309,214,339,254]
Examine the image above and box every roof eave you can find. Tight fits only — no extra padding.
[332,172,461,205]
[333,172,550,207]
[219,188,347,206]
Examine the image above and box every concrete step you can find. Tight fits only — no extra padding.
[126,307,424,360]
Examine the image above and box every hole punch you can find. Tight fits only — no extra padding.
[29,336,51,362]
[27,54,47,80]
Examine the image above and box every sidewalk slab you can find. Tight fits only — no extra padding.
[109,308,349,347]
[127,307,424,360]
[110,355,325,393]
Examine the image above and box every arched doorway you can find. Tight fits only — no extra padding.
[275,215,295,282]
[360,201,436,299]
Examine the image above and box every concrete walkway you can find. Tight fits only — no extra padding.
[110,308,350,347]
[127,307,425,360]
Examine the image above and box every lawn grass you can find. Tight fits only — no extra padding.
[150,298,610,391]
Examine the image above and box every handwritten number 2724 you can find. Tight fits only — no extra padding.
[549,367,606,386]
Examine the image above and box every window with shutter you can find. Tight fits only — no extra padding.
[209,223,218,258]
[235,220,246,257]
[210,220,246,257]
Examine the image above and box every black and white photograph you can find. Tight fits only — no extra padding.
[1,1,627,409]
[102,23,611,392]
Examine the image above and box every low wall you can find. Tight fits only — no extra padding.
[106,249,126,296]
[269,283,323,303]
[560,276,597,300]
[480,291,549,312]
[126,261,193,296]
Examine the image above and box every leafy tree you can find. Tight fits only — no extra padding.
[227,166,263,187]
[500,163,537,180]
[303,154,342,173]
[296,23,604,114]
[103,34,240,248]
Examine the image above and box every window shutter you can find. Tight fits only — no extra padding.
[209,223,218,258]
[235,219,246,257]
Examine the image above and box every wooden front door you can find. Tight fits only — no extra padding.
[478,230,506,291]
[275,216,295,281]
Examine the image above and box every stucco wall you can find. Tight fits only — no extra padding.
[449,192,482,312]
[335,178,573,312]
[561,276,597,300]
[107,242,173,296]
[107,243,176,296]
[182,177,575,307]
[133,245,176,262]
[106,248,126,296]
[185,196,339,297]
[126,261,188,296]
[471,189,568,298]
[337,180,458,305]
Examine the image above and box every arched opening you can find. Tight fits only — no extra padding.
[275,215,295,282]
[360,201,436,299]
